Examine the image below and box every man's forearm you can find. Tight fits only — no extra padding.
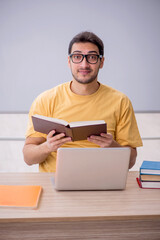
[128,147,137,169]
[23,133,72,166]
[23,142,50,166]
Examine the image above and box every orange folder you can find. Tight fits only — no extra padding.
[0,185,42,209]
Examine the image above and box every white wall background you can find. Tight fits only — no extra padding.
[0,0,160,112]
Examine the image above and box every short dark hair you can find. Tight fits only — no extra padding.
[68,31,104,56]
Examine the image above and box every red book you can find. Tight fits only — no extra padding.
[136,177,160,189]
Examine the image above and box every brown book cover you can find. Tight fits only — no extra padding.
[32,114,107,141]
[140,174,160,182]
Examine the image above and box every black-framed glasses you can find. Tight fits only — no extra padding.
[69,53,103,64]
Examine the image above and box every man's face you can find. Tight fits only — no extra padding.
[68,42,104,84]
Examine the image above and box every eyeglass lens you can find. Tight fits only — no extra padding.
[70,54,100,64]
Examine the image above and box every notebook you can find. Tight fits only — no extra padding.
[54,147,131,190]
[0,185,42,209]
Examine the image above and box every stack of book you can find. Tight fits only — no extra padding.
[137,160,160,189]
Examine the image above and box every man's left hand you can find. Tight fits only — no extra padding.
[87,133,120,148]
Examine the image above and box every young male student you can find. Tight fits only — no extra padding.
[23,31,143,172]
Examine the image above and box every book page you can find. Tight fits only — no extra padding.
[33,114,68,126]
[69,120,105,128]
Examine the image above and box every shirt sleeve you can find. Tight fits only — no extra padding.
[25,94,48,139]
[116,96,143,148]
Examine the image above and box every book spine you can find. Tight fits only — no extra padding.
[140,174,160,181]
[136,178,142,188]
[65,127,73,139]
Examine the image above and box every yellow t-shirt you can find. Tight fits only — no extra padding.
[26,82,143,172]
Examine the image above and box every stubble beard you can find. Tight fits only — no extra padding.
[71,69,99,85]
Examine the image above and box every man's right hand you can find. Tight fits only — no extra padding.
[46,130,72,152]
[23,130,72,166]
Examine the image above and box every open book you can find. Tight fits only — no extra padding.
[32,114,107,141]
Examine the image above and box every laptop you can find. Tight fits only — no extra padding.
[54,147,131,191]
